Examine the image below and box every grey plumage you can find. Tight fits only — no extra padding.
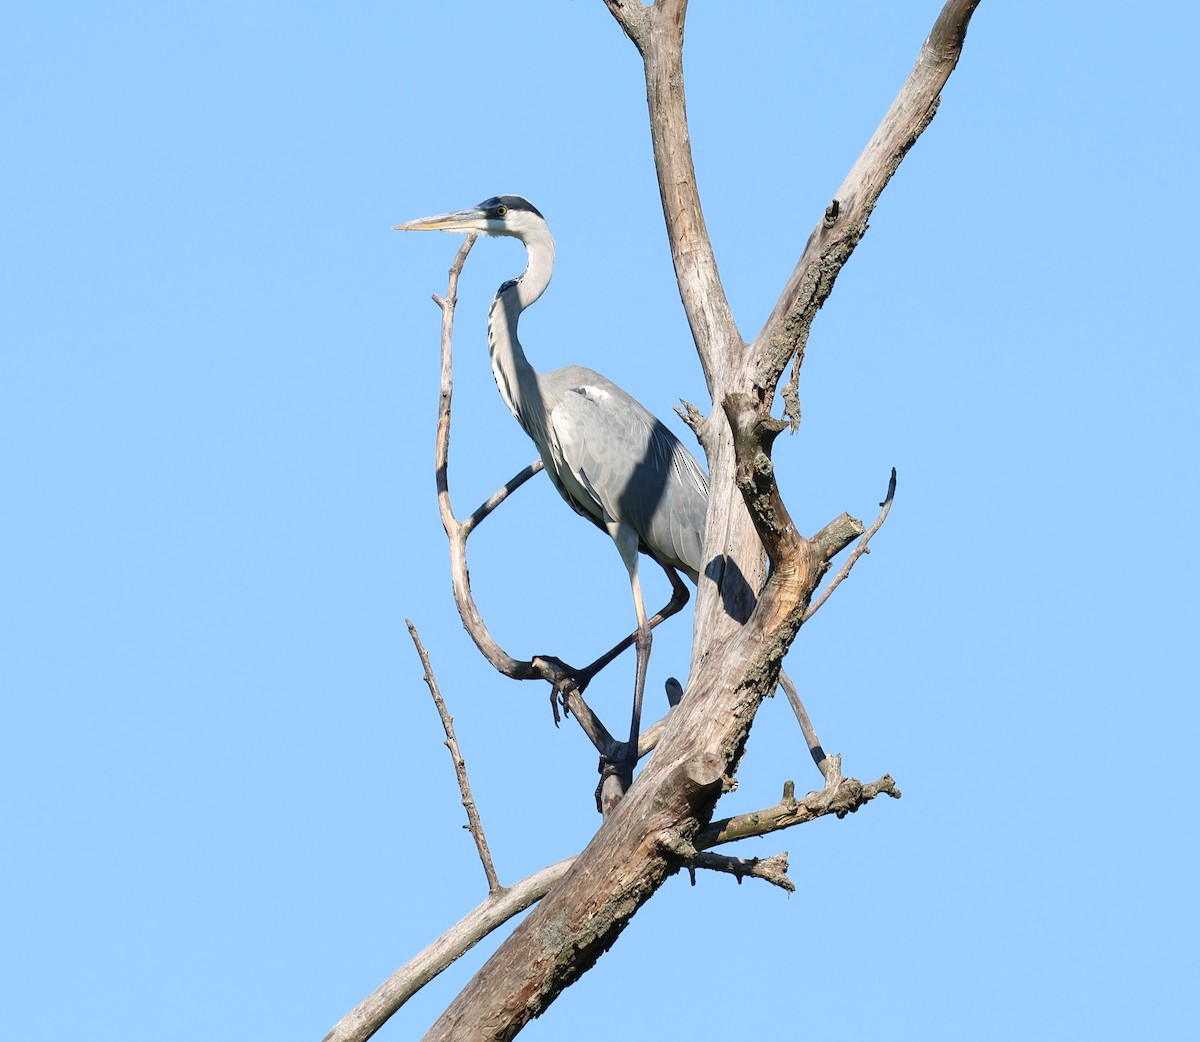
[533,364,708,581]
[396,195,708,783]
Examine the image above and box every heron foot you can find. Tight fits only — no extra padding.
[536,655,597,727]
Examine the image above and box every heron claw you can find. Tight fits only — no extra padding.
[536,655,585,727]
[548,686,572,727]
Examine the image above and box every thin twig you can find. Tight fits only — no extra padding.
[804,467,897,622]
[463,461,544,536]
[406,618,501,895]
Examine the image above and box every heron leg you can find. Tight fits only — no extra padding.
[575,561,688,688]
[627,566,652,768]
[655,561,691,622]
[598,577,651,815]
[594,523,654,812]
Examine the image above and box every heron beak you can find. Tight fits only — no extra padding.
[392,208,484,233]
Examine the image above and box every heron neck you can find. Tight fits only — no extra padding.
[486,226,555,443]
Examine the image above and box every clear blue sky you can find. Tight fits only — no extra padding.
[4,2,1197,1039]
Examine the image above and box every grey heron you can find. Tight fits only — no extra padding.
[395,195,709,791]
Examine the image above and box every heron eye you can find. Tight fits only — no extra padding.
[495,204,508,217]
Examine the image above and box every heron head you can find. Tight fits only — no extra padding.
[393,195,546,239]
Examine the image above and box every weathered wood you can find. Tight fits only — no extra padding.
[421,629,776,1041]
[413,2,982,1037]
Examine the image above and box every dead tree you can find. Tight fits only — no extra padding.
[325,1,982,1038]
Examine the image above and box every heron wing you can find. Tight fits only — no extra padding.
[543,367,708,580]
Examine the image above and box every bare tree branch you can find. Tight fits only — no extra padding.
[699,772,902,849]
[462,461,543,537]
[674,398,706,439]
[752,0,985,394]
[727,0,981,658]
[608,0,740,409]
[685,851,794,893]
[777,670,831,781]
[322,859,574,1042]
[432,237,532,679]
[406,619,500,895]
[806,467,897,622]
